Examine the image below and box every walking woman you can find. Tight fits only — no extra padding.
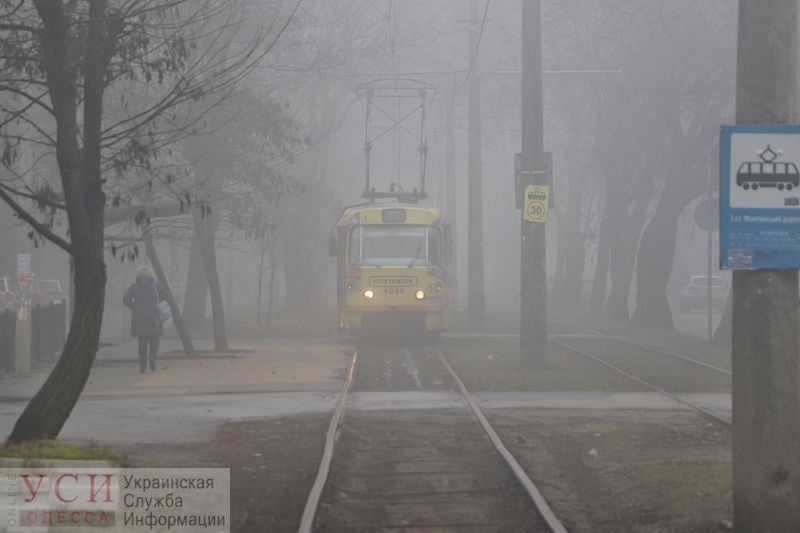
[123,265,165,373]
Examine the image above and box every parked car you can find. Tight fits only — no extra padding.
[679,275,728,312]
[31,279,66,307]
[0,276,17,312]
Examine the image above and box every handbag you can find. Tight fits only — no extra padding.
[153,282,172,324]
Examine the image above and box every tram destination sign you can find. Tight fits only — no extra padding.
[720,124,800,269]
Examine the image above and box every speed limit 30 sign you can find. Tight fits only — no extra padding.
[523,185,549,223]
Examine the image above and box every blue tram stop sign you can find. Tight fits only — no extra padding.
[720,124,800,269]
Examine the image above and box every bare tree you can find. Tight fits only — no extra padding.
[630,3,734,328]
[0,0,276,443]
[577,0,735,326]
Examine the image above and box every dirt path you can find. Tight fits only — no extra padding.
[121,415,330,533]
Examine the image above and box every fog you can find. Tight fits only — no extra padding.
[3,1,737,342]
[0,1,783,530]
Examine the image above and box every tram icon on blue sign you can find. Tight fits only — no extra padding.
[721,124,800,269]
[735,144,800,191]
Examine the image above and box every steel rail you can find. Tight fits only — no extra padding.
[437,347,568,533]
[297,352,358,533]
[484,303,731,376]
[551,338,731,426]
[485,306,730,425]
[548,317,731,376]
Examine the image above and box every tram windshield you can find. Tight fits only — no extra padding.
[350,225,440,266]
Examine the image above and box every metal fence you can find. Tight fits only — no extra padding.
[31,302,66,363]
[0,309,15,371]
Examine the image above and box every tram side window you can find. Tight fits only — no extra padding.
[427,227,441,266]
[349,227,361,265]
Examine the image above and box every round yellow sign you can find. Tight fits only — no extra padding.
[526,201,546,221]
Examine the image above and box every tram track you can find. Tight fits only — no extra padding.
[549,338,731,426]
[547,317,731,376]
[298,344,567,533]
[485,308,731,426]
[487,303,731,376]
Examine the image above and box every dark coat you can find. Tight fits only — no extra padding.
[123,274,165,338]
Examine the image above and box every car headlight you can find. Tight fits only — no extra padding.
[364,289,374,299]
[415,289,425,300]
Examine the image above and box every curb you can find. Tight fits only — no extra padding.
[93,353,244,365]
[0,388,343,403]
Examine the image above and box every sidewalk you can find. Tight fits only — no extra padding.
[0,337,353,401]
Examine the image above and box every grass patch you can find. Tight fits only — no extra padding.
[493,411,732,530]
[0,440,123,464]
[440,336,644,391]
[582,417,732,529]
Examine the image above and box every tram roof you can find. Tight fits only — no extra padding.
[334,203,443,227]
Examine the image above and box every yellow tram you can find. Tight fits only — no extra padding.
[330,204,454,335]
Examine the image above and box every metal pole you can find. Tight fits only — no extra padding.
[467,0,485,329]
[226,247,233,315]
[520,0,547,367]
[364,94,372,197]
[707,162,713,342]
[446,76,459,306]
[733,1,800,530]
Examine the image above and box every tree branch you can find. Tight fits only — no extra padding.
[0,182,73,254]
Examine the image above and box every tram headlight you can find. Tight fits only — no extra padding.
[415,289,425,301]
[363,289,375,299]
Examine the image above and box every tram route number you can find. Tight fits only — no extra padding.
[523,185,550,223]
[384,287,404,294]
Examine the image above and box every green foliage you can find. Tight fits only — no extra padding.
[0,440,123,464]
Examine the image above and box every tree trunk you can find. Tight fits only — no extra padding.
[631,161,703,329]
[714,291,732,344]
[281,209,320,312]
[589,201,612,314]
[267,248,277,324]
[630,191,684,329]
[562,222,587,311]
[558,141,588,312]
[225,248,234,315]
[631,213,677,329]
[282,248,312,312]
[257,234,265,325]
[606,194,631,321]
[7,247,105,442]
[607,177,653,322]
[8,0,110,443]
[552,213,567,311]
[143,226,195,357]
[194,208,227,351]
[182,234,208,328]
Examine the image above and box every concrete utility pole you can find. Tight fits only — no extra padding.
[733,1,800,530]
[520,0,547,367]
[467,0,485,329]
[446,76,459,306]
